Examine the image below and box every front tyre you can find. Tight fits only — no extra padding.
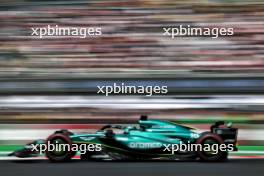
[196,132,227,162]
[45,134,75,162]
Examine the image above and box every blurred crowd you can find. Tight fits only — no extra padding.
[0,0,264,78]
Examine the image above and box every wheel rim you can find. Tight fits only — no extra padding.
[49,138,68,156]
[202,138,219,156]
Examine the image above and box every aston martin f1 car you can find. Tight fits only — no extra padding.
[9,116,238,162]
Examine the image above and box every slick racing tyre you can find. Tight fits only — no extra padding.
[45,133,75,162]
[196,132,228,162]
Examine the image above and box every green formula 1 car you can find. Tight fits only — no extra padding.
[9,116,238,162]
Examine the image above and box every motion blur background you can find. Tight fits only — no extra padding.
[0,0,263,157]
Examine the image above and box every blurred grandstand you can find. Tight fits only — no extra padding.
[0,0,264,157]
[0,0,264,79]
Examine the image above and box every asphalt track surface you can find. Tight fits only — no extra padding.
[1,159,264,176]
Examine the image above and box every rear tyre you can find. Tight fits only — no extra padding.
[45,133,75,162]
[196,132,227,162]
